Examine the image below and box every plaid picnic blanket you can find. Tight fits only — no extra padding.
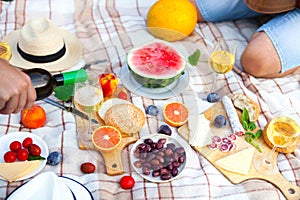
[0,0,299,199]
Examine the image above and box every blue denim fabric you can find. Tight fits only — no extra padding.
[257,9,300,72]
[195,0,262,22]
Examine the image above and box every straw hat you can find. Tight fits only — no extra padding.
[3,18,82,72]
[244,0,296,14]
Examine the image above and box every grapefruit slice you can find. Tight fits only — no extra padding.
[92,126,122,152]
[163,102,189,127]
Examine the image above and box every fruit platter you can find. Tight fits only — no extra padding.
[0,132,49,182]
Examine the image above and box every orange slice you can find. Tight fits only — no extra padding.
[92,126,122,152]
[163,102,189,127]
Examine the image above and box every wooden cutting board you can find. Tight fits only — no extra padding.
[76,113,138,176]
[178,102,300,200]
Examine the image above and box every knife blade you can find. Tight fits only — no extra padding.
[82,59,108,70]
[43,98,98,124]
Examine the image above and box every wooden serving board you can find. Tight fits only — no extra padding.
[178,102,300,200]
[76,113,138,176]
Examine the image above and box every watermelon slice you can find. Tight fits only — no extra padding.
[127,40,186,88]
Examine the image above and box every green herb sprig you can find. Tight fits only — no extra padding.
[28,154,46,161]
[242,108,263,153]
[54,84,74,101]
[188,49,201,66]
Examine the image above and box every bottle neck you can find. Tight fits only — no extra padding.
[53,74,64,86]
[53,69,87,86]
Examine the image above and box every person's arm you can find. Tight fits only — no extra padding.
[0,59,36,114]
[189,0,205,22]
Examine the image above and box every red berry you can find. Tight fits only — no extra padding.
[4,151,17,163]
[117,91,128,100]
[9,141,22,152]
[17,149,29,161]
[22,137,33,148]
[28,144,41,156]
[119,175,135,189]
[80,162,95,174]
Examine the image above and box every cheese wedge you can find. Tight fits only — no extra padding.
[215,148,254,175]
[0,160,41,182]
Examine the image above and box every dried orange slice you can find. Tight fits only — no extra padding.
[92,126,122,152]
[0,42,12,61]
[163,102,189,127]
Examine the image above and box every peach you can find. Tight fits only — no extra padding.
[21,105,46,129]
[99,73,118,98]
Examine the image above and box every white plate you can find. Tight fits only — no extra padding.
[60,176,94,200]
[0,132,49,181]
[130,133,187,183]
[121,63,189,99]
[6,176,94,200]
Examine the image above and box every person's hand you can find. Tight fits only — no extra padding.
[0,59,36,114]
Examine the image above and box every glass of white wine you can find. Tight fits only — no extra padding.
[73,75,103,134]
[254,116,300,175]
[209,38,236,93]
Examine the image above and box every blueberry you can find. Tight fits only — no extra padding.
[146,105,159,116]
[47,151,62,166]
[158,124,172,136]
[213,115,226,128]
[207,93,220,103]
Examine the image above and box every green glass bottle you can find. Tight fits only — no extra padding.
[23,68,87,100]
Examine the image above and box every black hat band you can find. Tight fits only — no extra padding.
[17,43,66,63]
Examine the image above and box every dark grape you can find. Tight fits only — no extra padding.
[157,125,172,136]
[213,115,226,128]
[146,105,159,116]
[207,92,220,103]
[47,151,62,166]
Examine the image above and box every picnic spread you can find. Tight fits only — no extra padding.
[0,0,299,199]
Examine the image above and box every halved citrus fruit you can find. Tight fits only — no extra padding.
[163,102,189,127]
[92,126,122,152]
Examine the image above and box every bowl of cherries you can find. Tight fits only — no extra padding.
[130,133,187,183]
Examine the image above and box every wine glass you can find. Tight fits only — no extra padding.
[73,75,103,134]
[254,116,300,175]
[209,38,236,93]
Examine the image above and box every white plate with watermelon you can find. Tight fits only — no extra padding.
[121,64,189,99]
[121,40,190,99]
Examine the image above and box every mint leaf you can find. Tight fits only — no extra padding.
[28,154,46,161]
[242,108,250,124]
[242,108,262,153]
[242,121,249,130]
[54,84,74,101]
[255,129,262,139]
[248,122,257,131]
[188,49,201,66]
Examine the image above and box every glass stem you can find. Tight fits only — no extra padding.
[264,146,276,165]
[87,113,92,134]
[209,73,219,93]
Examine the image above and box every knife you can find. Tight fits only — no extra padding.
[43,98,98,124]
[82,59,108,70]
